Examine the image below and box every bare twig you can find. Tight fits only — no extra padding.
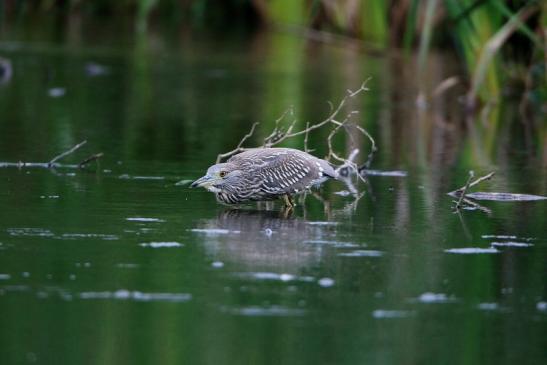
[1,140,101,171]
[48,140,87,167]
[215,79,377,209]
[456,171,475,209]
[78,153,104,168]
[216,122,259,163]
[451,171,495,195]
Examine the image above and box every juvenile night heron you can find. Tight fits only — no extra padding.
[191,148,337,207]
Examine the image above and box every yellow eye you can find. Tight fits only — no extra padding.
[219,171,227,178]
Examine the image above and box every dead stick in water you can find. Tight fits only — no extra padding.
[453,171,495,194]
[48,140,87,167]
[456,171,475,209]
[78,153,104,168]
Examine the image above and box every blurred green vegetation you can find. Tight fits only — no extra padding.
[1,0,545,107]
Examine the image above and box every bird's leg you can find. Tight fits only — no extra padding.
[282,194,295,208]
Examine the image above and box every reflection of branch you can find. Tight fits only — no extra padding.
[460,198,492,214]
[78,153,104,168]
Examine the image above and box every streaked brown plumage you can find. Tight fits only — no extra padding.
[191,148,337,206]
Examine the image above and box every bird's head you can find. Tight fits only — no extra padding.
[190,163,241,192]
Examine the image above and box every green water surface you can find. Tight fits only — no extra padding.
[0,20,546,365]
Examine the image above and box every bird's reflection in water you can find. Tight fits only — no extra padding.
[193,208,340,272]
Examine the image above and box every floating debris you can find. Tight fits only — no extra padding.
[372,309,415,318]
[139,241,183,248]
[211,261,224,268]
[445,247,499,254]
[537,302,547,312]
[0,274,10,280]
[126,217,164,222]
[306,221,339,226]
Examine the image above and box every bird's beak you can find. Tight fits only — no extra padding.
[190,174,214,188]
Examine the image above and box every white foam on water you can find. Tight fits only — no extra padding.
[482,235,517,239]
[0,274,10,280]
[116,263,139,269]
[318,277,335,287]
[411,292,457,303]
[477,303,499,311]
[233,272,314,283]
[363,170,408,177]
[190,228,240,235]
[211,261,224,268]
[220,305,305,317]
[7,228,54,237]
[338,250,384,257]
[132,176,165,180]
[491,241,533,248]
[139,241,183,248]
[307,221,339,226]
[445,247,499,254]
[372,309,415,319]
[61,233,119,240]
[304,240,360,248]
[79,290,192,302]
[126,217,165,222]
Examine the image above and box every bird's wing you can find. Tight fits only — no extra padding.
[232,149,332,193]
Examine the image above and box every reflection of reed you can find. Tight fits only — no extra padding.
[194,209,340,271]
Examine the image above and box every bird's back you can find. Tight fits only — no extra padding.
[227,148,336,199]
